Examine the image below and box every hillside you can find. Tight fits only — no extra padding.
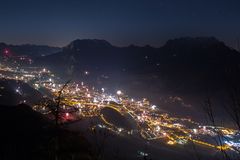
[0,104,90,160]
[0,79,43,105]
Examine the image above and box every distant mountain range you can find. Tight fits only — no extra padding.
[0,42,61,58]
[34,37,240,89]
[36,37,240,70]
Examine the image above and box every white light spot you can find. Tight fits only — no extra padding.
[116,90,122,95]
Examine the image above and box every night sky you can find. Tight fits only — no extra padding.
[0,0,240,48]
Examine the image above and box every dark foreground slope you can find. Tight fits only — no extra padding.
[0,104,91,160]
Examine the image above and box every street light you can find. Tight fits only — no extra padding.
[101,88,105,92]
[116,90,122,95]
[151,105,156,110]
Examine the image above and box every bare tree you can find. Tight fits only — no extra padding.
[52,80,71,126]
[226,89,240,130]
[45,80,71,160]
[203,97,232,160]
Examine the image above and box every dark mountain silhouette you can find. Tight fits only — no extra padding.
[65,39,113,50]
[35,37,240,91]
[155,37,240,90]
[35,38,158,73]
[0,42,61,58]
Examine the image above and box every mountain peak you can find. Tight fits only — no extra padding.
[163,37,225,49]
[66,39,113,50]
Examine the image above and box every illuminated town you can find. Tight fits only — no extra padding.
[2,1,240,159]
[0,58,239,154]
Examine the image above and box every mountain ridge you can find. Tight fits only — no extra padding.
[33,36,240,95]
[0,43,61,58]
